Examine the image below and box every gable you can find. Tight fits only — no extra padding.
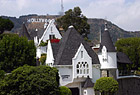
[73,43,91,60]
[39,19,62,44]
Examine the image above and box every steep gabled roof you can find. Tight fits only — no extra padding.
[54,26,100,65]
[19,23,31,40]
[83,76,94,88]
[99,29,116,52]
[51,43,60,59]
[117,52,132,64]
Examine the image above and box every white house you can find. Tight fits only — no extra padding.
[44,24,131,95]
[46,26,100,95]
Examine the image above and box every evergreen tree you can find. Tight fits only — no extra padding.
[0,17,14,34]
[0,34,36,72]
[57,7,90,37]
[115,37,140,69]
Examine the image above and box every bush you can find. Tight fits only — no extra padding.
[94,77,118,95]
[0,65,59,95]
[59,86,72,95]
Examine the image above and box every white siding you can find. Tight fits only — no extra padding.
[72,44,92,79]
[57,66,73,86]
[92,65,100,83]
[98,52,117,69]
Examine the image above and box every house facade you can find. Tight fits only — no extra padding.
[45,26,100,95]
[32,21,131,95]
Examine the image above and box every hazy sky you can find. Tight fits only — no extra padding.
[0,0,140,31]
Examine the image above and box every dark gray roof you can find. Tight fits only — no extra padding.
[19,23,31,40]
[51,43,60,59]
[117,52,132,64]
[54,27,100,65]
[83,76,94,88]
[99,29,116,52]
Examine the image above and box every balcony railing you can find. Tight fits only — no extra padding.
[119,70,140,76]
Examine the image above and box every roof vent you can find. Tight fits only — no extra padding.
[68,25,74,28]
[104,22,108,31]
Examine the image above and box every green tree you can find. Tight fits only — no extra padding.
[115,37,140,70]
[0,65,59,95]
[0,17,14,34]
[57,7,90,37]
[59,86,72,95]
[94,77,118,95]
[0,34,36,72]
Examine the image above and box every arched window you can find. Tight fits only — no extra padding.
[76,61,89,76]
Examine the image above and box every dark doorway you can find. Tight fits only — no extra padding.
[70,88,79,95]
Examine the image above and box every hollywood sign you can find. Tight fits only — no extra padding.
[27,18,50,23]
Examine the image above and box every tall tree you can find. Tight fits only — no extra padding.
[0,34,36,72]
[115,37,140,70]
[0,65,59,95]
[0,17,14,34]
[57,7,90,37]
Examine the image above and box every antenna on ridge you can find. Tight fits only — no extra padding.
[60,0,64,15]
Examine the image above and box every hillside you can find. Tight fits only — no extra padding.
[2,15,140,44]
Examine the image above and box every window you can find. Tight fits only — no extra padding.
[49,35,55,39]
[51,27,53,32]
[76,62,89,76]
[81,51,83,58]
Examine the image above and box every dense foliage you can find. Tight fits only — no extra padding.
[0,65,59,95]
[94,77,118,95]
[0,17,14,34]
[115,37,140,70]
[40,53,47,65]
[59,86,72,95]
[0,34,36,72]
[57,7,90,37]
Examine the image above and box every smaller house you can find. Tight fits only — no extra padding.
[35,19,62,59]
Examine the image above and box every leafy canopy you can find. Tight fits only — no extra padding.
[0,65,60,95]
[57,7,90,37]
[115,37,140,69]
[94,77,118,95]
[0,17,14,34]
[0,34,36,72]
[59,86,72,95]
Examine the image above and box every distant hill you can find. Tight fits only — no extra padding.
[87,19,140,44]
[2,14,140,44]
